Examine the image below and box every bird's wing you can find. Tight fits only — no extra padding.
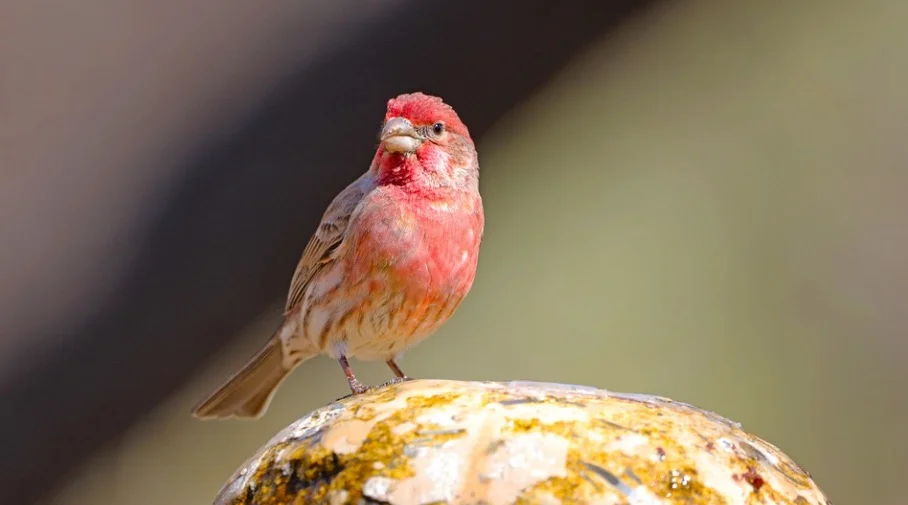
[284,174,373,314]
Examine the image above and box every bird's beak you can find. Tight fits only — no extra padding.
[381,117,422,153]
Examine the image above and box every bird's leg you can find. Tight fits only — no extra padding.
[338,354,368,394]
[382,359,413,386]
[386,359,409,379]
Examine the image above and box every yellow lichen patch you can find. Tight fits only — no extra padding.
[236,421,413,505]
[352,402,378,421]
[658,466,710,501]
[401,391,463,412]
[504,418,576,439]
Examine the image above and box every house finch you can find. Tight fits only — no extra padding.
[192,92,484,419]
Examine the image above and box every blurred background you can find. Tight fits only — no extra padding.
[1,0,905,503]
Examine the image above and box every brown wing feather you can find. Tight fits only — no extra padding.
[284,173,373,314]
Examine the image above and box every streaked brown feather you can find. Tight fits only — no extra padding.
[284,174,373,314]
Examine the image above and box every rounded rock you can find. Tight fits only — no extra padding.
[212,379,830,505]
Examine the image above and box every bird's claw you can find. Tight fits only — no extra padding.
[378,376,413,388]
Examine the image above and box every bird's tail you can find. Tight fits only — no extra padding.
[191,337,315,420]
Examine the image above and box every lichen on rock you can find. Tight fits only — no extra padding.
[212,379,830,505]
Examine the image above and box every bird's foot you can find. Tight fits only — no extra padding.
[335,379,371,401]
[349,378,370,395]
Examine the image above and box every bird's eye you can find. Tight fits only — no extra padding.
[432,122,445,135]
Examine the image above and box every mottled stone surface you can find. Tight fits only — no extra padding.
[213,380,830,505]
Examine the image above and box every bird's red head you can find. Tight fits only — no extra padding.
[384,93,470,139]
[374,92,477,188]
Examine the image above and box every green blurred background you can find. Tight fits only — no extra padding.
[44,1,906,503]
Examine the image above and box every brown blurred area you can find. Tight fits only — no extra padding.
[1,0,905,504]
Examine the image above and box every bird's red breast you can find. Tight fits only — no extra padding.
[342,184,483,350]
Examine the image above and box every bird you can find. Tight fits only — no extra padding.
[192,92,484,419]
